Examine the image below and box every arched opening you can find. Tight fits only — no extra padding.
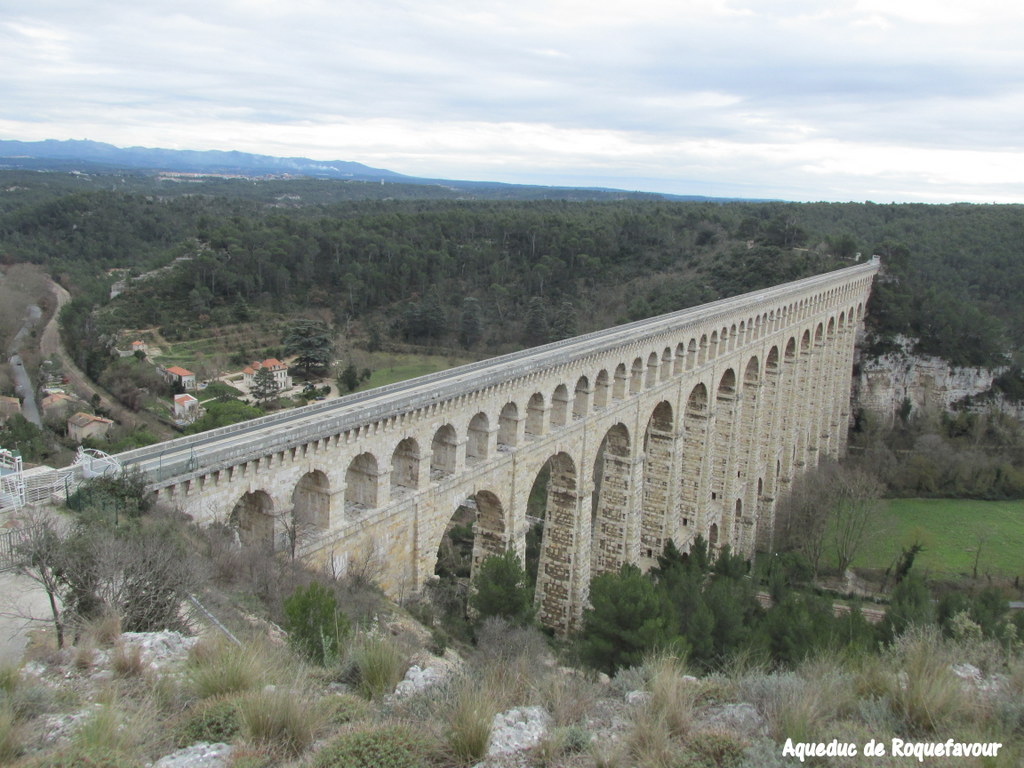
[292,470,330,531]
[530,453,582,634]
[729,324,737,351]
[551,384,570,428]
[467,413,489,464]
[591,423,633,576]
[434,490,506,585]
[573,376,590,419]
[674,343,686,375]
[526,393,545,439]
[630,357,644,394]
[391,438,420,496]
[687,338,697,370]
[660,347,672,381]
[641,402,674,566]
[708,522,719,551]
[431,425,458,478]
[698,334,708,365]
[613,363,627,400]
[230,490,275,551]
[709,331,719,360]
[345,452,378,516]
[498,402,519,449]
[594,370,610,409]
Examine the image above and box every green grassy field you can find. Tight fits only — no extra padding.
[846,498,1024,578]
[351,352,475,392]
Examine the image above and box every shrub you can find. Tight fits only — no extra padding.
[283,581,350,665]
[888,627,974,733]
[319,693,371,725]
[311,722,438,768]
[683,730,747,767]
[175,697,241,748]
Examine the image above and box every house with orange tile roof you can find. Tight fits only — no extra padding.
[161,365,196,391]
[242,358,291,392]
[67,412,114,442]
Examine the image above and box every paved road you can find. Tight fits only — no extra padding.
[7,305,43,426]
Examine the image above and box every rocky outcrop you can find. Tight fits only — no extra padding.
[854,336,1006,423]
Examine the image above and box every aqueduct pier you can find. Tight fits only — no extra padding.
[118,259,879,632]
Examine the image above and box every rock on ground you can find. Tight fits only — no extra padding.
[151,742,233,768]
[486,705,552,757]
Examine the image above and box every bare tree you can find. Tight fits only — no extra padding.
[775,466,832,576]
[831,465,884,574]
[12,513,71,648]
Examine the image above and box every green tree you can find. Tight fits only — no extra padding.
[184,400,263,434]
[523,296,548,346]
[249,365,278,404]
[338,362,359,393]
[459,297,483,348]
[469,550,534,626]
[283,581,350,665]
[283,319,333,377]
[580,564,675,674]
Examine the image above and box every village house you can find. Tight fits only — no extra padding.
[162,365,197,391]
[242,358,291,392]
[131,340,148,356]
[173,393,202,423]
[67,412,114,442]
[0,396,21,423]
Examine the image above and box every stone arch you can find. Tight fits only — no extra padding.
[660,347,672,381]
[687,338,697,369]
[592,423,634,576]
[646,351,660,388]
[391,438,421,496]
[641,401,674,566]
[434,490,507,582]
[709,330,719,359]
[827,316,836,338]
[498,402,519,449]
[230,490,275,550]
[729,323,738,351]
[613,363,627,400]
[531,452,583,634]
[814,322,824,343]
[630,357,644,394]
[551,384,570,428]
[292,469,330,531]
[526,393,546,438]
[743,356,760,387]
[698,334,708,365]
[345,452,379,515]
[594,370,610,408]
[674,343,686,375]
[431,425,458,477]
[738,320,746,345]
[467,413,489,464]
[573,376,590,419]
[708,522,719,551]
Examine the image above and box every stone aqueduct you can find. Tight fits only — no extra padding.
[130,260,879,633]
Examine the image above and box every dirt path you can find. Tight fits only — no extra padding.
[41,280,176,440]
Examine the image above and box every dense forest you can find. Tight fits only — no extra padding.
[1,170,1023,381]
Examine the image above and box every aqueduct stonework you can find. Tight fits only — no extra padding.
[119,260,879,632]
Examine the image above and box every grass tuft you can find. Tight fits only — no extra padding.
[237,686,321,758]
[348,631,407,700]
[188,637,264,699]
[447,681,497,764]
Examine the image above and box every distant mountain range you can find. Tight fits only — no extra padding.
[0,138,739,202]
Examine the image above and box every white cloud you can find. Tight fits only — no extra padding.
[2,1,1023,202]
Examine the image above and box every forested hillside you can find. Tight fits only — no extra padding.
[1,171,1022,380]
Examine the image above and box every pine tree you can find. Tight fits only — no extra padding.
[283,319,333,377]
[250,365,278,404]
[459,297,483,348]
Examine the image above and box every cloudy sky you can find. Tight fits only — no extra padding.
[3,0,1023,202]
